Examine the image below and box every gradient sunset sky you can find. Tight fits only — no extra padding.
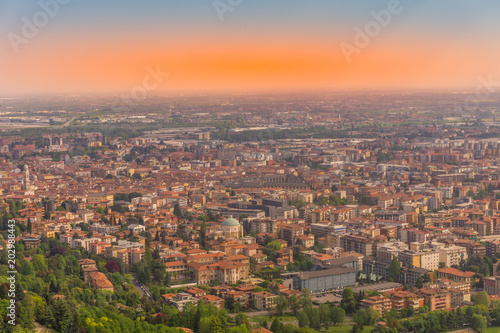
[1,0,500,94]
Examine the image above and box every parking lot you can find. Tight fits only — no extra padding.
[349,282,402,294]
[311,293,343,304]
[300,282,403,304]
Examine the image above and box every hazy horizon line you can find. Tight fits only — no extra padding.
[0,86,489,100]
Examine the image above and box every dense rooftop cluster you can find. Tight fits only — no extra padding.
[2,93,500,332]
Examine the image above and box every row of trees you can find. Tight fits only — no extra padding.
[243,289,347,331]
[294,301,345,330]
[401,304,498,333]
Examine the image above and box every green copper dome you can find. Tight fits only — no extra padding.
[222,217,239,226]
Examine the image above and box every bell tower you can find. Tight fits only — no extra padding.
[23,164,30,190]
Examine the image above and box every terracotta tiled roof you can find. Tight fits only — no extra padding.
[438,267,475,278]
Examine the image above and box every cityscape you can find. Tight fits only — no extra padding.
[2,1,500,333]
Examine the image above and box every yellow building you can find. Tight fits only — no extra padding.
[406,212,418,225]
[87,193,114,205]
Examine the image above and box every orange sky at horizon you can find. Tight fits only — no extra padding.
[2,33,499,95]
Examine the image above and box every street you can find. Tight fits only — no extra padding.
[132,277,153,300]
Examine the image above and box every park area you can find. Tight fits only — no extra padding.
[315,325,375,333]
[245,314,375,333]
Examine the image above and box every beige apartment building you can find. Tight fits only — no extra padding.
[190,261,249,285]
[253,291,277,310]
[117,249,144,266]
[360,295,392,313]
[165,261,190,278]
[438,245,468,267]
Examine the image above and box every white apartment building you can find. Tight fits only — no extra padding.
[127,224,146,233]
[377,242,409,263]
[420,249,440,271]
[72,237,100,251]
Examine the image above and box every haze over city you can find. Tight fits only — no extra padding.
[3,1,500,333]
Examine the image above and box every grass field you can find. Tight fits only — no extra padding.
[484,327,500,333]
[248,315,297,323]
[316,325,375,333]
[246,315,374,333]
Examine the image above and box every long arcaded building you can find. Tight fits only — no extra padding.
[292,266,356,292]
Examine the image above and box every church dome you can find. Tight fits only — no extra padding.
[222,217,239,226]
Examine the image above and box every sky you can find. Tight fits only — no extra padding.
[1,0,500,95]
